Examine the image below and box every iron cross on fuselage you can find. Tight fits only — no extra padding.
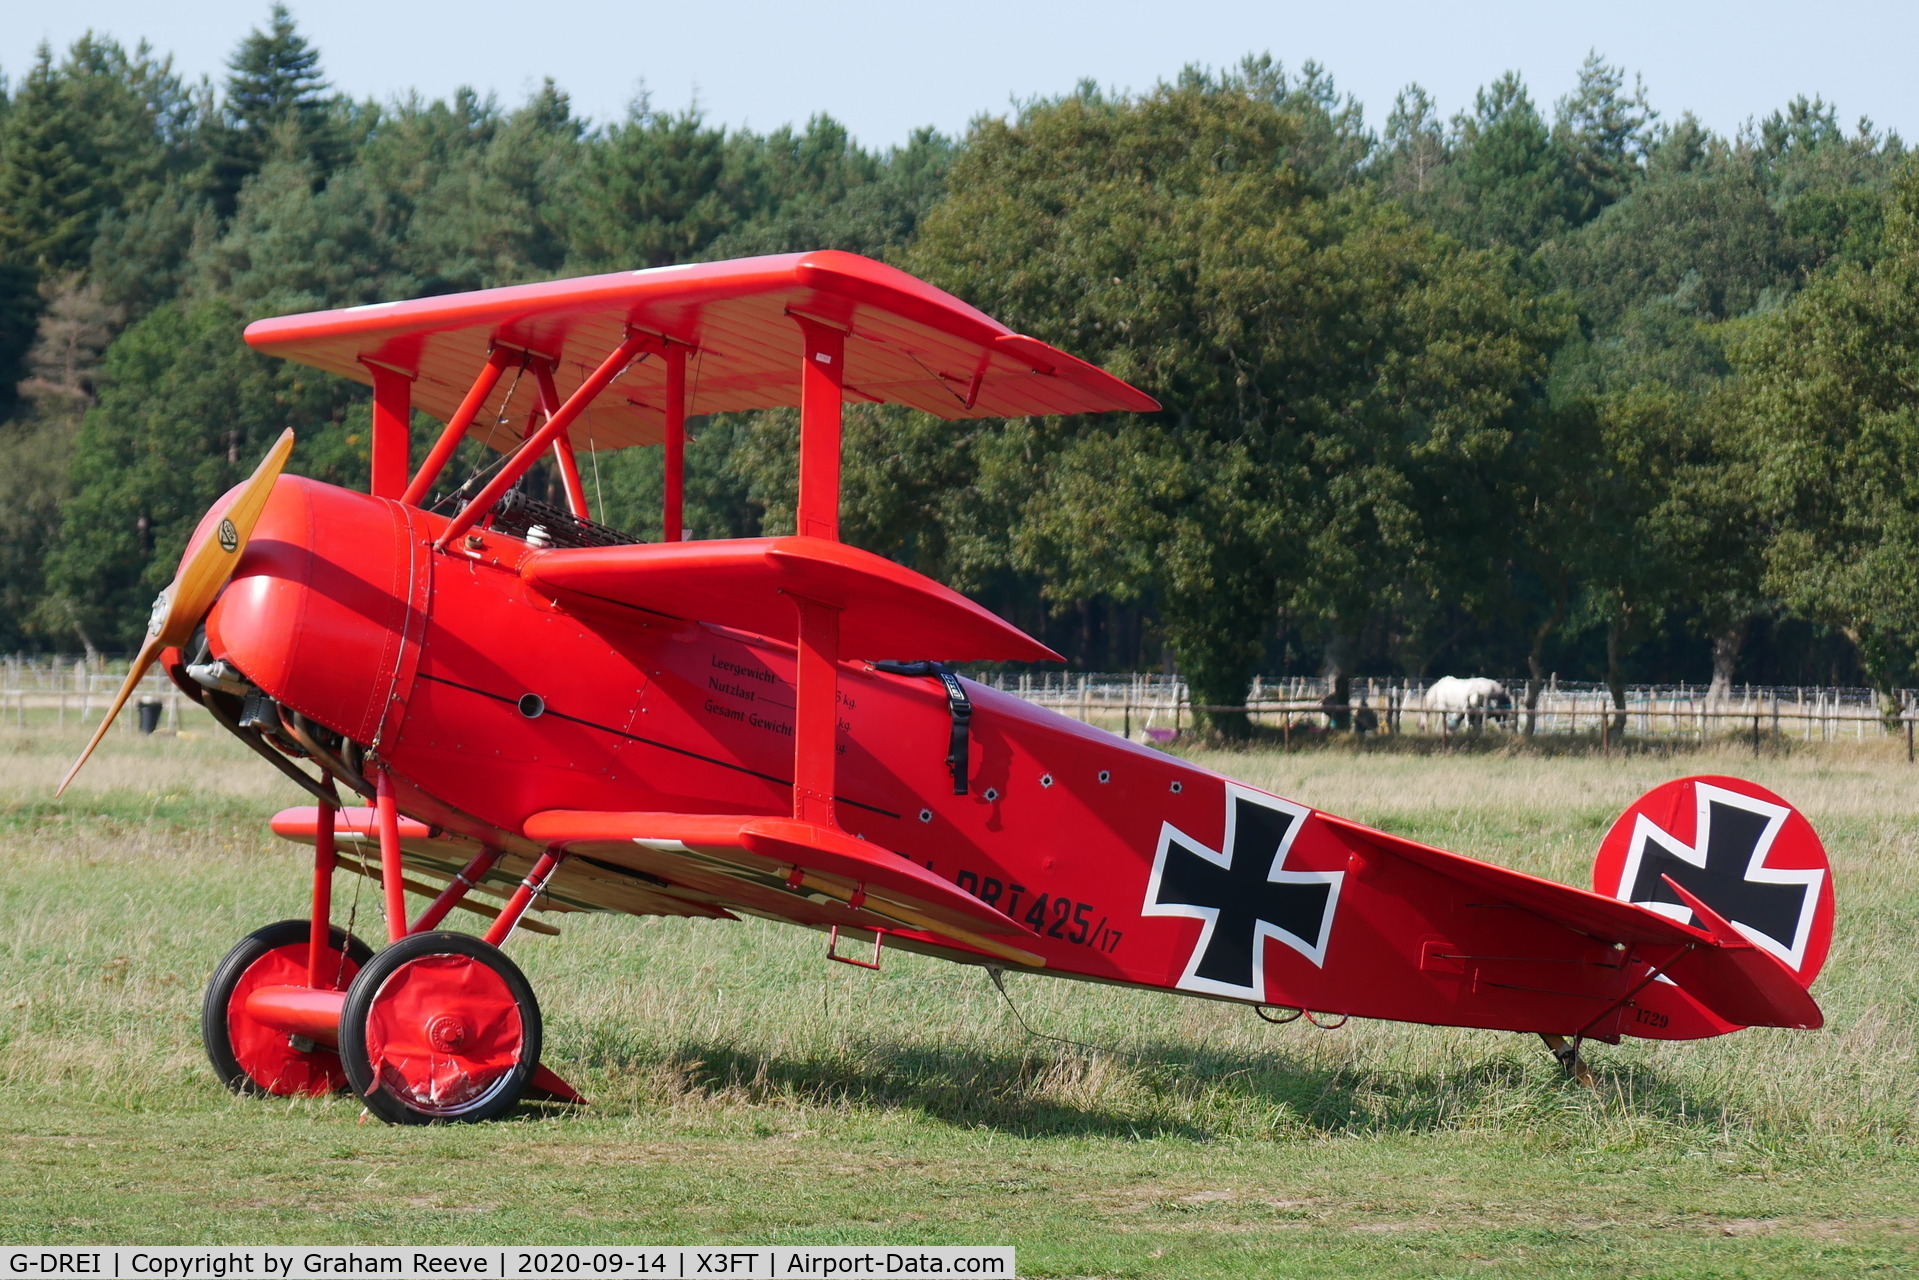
[1144,786,1343,1000]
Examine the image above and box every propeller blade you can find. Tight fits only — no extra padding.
[55,636,163,797]
[56,429,296,796]
[158,427,296,646]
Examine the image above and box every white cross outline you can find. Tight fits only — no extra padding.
[1609,781,1824,972]
[1142,783,1343,999]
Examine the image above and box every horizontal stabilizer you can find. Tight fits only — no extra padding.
[1319,814,1702,947]
[1321,814,1825,1031]
[524,535,1060,663]
[1659,878,1824,1030]
[524,810,1042,965]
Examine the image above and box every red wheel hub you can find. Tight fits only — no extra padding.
[426,1014,470,1053]
[227,943,361,1096]
[363,955,524,1112]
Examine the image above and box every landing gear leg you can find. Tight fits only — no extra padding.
[1540,1033,1595,1088]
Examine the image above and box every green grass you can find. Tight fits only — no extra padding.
[3,724,1918,1275]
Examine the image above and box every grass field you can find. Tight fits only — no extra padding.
[3,721,1917,1276]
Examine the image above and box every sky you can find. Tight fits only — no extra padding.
[5,1,1916,148]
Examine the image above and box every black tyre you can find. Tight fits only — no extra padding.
[202,919,373,1096]
[338,930,541,1125]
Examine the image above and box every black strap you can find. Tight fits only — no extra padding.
[875,661,972,795]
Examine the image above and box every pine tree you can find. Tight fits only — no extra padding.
[208,5,342,213]
[1379,84,1448,202]
[1553,52,1654,223]
[0,45,97,270]
[1440,72,1581,252]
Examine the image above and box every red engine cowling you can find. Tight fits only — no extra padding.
[206,475,428,749]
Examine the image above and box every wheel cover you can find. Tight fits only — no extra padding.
[226,943,360,1096]
[362,955,525,1115]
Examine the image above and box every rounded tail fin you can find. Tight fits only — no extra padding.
[1591,775,1834,1039]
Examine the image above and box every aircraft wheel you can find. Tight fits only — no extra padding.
[202,919,373,1097]
[338,931,541,1125]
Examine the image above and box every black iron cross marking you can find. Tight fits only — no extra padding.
[1144,784,1342,999]
[1615,783,1822,970]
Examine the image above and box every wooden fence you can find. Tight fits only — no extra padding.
[979,671,1919,755]
[0,656,194,733]
[5,656,1911,756]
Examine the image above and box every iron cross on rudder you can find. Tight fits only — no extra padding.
[1615,783,1823,967]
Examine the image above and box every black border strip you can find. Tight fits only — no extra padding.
[416,672,900,818]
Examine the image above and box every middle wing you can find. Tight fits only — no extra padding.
[522,535,1060,663]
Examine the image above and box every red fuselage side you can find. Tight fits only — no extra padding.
[204,476,1650,1040]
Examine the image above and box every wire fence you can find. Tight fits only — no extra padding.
[976,670,1919,755]
[5,656,1913,756]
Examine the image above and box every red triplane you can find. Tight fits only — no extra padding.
[62,252,1835,1122]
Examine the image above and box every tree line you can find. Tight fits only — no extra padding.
[1,8,1915,733]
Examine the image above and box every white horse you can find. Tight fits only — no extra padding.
[1422,676,1512,732]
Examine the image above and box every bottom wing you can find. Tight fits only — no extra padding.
[523,810,1044,967]
[269,806,728,927]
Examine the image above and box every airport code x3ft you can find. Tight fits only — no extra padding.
[0,1249,1012,1279]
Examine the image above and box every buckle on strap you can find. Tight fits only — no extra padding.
[874,661,973,795]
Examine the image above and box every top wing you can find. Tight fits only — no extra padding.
[243,251,1160,452]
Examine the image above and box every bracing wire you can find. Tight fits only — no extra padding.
[985,967,1144,1061]
[586,401,606,520]
[480,354,527,457]
[339,856,363,983]
[426,352,531,514]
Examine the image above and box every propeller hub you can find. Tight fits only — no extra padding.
[146,589,172,640]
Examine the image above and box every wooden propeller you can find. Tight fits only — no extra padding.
[57,429,296,795]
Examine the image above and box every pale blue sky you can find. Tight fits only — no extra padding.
[6,1,1914,148]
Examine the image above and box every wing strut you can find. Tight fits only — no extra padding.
[533,362,591,520]
[796,317,843,541]
[793,315,848,825]
[664,344,688,542]
[794,599,840,826]
[436,330,655,549]
[404,346,513,505]
[366,363,412,499]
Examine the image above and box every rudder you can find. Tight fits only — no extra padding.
[1591,775,1834,1039]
